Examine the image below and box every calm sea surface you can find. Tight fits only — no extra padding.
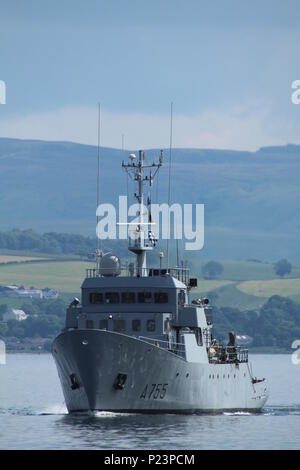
[0,353,299,449]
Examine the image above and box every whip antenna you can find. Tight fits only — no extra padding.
[96,103,102,268]
[166,102,173,270]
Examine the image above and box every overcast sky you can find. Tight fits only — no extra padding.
[0,0,299,150]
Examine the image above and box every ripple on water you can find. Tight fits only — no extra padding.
[0,404,67,417]
[264,404,300,416]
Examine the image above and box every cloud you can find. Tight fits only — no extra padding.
[0,104,297,150]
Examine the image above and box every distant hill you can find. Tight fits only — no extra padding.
[0,138,300,261]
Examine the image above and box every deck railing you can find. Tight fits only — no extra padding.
[86,265,190,284]
[138,335,186,359]
[208,345,248,364]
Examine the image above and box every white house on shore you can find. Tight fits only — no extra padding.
[3,309,28,322]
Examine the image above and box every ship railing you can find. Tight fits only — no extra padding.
[138,335,186,359]
[85,265,190,284]
[208,345,248,364]
[203,328,212,348]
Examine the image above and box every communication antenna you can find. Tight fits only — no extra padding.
[166,102,173,270]
[176,226,179,268]
[96,103,102,269]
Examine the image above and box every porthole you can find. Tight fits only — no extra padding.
[186,373,189,378]
[228,374,230,378]
[234,374,236,378]
[212,375,214,379]
[217,374,219,379]
[223,374,225,379]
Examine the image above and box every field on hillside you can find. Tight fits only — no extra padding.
[188,259,300,281]
[0,260,93,293]
[192,280,234,292]
[237,278,300,299]
[0,254,48,263]
[0,256,299,308]
[192,282,265,310]
[193,276,300,310]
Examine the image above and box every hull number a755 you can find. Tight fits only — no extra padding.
[140,383,168,400]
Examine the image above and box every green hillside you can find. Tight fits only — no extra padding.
[237,278,300,299]
[0,256,299,309]
[0,260,92,293]
[1,138,300,261]
[185,258,300,281]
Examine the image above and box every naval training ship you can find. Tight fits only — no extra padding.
[52,150,268,413]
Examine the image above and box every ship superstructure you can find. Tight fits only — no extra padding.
[52,150,268,413]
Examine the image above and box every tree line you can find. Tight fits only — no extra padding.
[0,229,95,255]
[0,228,130,257]
[201,259,293,279]
[0,295,299,352]
[213,295,300,350]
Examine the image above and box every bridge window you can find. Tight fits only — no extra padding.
[147,319,156,332]
[138,292,152,303]
[89,292,103,304]
[122,292,136,304]
[195,328,203,346]
[154,292,168,303]
[132,319,141,331]
[113,319,126,332]
[86,320,94,329]
[178,290,185,305]
[105,292,120,304]
[164,318,170,333]
[99,319,108,330]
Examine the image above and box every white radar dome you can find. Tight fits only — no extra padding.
[99,254,121,277]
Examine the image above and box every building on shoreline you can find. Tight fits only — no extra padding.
[0,285,59,300]
[3,309,28,322]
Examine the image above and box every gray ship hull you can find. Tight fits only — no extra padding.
[52,329,268,413]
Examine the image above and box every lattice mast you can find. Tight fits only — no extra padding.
[122,150,162,276]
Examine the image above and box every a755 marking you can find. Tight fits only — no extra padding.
[140,383,168,400]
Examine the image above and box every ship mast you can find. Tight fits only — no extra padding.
[122,150,162,277]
